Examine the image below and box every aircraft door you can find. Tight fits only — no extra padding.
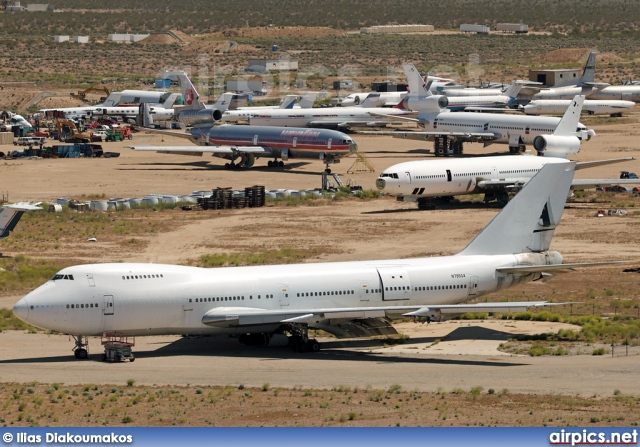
[467,276,479,296]
[358,282,370,302]
[377,267,412,301]
[446,169,452,182]
[253,135,258,145]
[327,138,332,149]
[103,295,114,316]
[292,137,297,148]
[87,273,95,287]
[491,166,498,180]
[279,285,290,307]
[404,172,411,184]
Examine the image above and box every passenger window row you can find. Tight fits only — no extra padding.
[297,290,354,297]
[122,274,164,280]
[414,284,465,291]
[189,294,275,303]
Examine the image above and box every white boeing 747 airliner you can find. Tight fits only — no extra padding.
[13,162,621,359]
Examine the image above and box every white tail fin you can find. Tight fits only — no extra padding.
[177,74,204,111]
[0,203,41,239]
[298,92,318,108]
[138,103,154,128]
[161,93,181,109]
[503,81,526,98]
[579,51,597,84]
[360,93,381,108]
[554,95,584,136]
[211,92,236,112]
[403,63,429,96]
[458,161,575,256]
[279,95,298,109]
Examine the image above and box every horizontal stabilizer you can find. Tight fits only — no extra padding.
[576,157,635,170]
[496,261,626,275]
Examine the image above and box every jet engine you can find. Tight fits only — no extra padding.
[403,95,448,112]
[533,135,581,158]
[177,108,223,127]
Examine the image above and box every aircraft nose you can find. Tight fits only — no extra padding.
[375,178,386,191]
[13,298,29,322]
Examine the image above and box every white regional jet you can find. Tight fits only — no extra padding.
[523,99,635,117]
[13,161,620,359]
[377,156,638,209]
[367,63,596,156]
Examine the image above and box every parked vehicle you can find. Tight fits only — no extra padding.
[620,171,638,179]
[14,136,45,147]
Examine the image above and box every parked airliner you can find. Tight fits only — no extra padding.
[133,75,356,171]
[366,63,595,156]
[14,161,617,359]
[523,99,635,117]
[377,156,638,208]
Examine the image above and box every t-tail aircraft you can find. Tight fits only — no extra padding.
[531,51,610,100]
[365,63,596,156]
[131,75,357,171]
[13,161,624,359]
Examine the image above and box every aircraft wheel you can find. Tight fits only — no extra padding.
[268,160,273,167]
[76,349,88,360]
[308,339,321,352]
[224,163,231,169]
[130,355,135,362]
[278,161,284,167]
[325,168,331,174]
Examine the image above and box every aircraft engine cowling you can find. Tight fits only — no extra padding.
[403,95,448,112]
[532,135,581,158]
[177,108,223,127]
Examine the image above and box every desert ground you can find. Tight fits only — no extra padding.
[1,107,640,426]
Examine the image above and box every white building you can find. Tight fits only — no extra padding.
[53,35,69,43]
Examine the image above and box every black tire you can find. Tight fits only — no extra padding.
[76,349,88,360]
[268,160,273,167]
[278,161,284,167]
[224,163,230,169]
[127,135,133,140]
[308,339,321,352]
[129,356,135,362]
[101,353,106,362]
[325,168,331,174]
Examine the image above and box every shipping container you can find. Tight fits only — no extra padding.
[460,24,490,34]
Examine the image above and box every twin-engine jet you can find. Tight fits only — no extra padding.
[13,162,622,359]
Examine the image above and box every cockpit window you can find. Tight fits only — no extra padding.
[379,173,399,179]
[51,274,74,281]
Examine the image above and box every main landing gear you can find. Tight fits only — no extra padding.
[72,335,89,359]
[267,160,285,168]
[238,324,321,353]
[286,323,321,353]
